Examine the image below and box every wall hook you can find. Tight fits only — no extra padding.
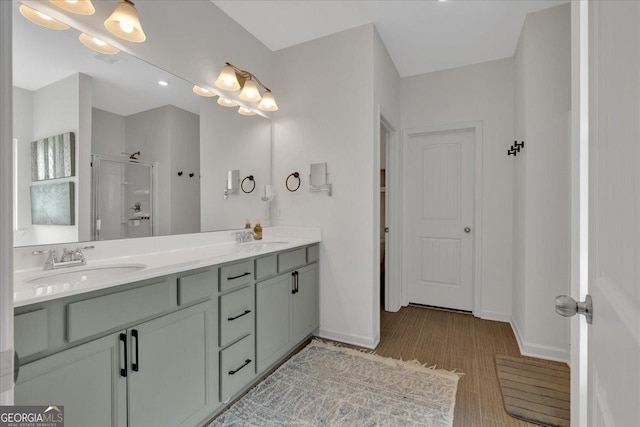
[189,173,195,178]
[177,171,183,176]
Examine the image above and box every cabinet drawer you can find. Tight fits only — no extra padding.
[278,248,306,272]
[220,261,254,292]
[220,334,255,402]
[255,255,277,280]
[219,286,253,348]
[307,245,319,263]
[178,269,217,305]
[15,309,48,358]
[67,280,173,342]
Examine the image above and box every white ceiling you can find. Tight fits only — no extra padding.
[12,3,199,117]
[213,0,568,77]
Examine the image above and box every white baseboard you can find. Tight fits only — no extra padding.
[510,318,569,363]
[317,328,378,349]
[478,310,512,323]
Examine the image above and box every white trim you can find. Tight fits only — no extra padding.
[0,0,14,404]
[401,121,484,316]
[479,310,511,323]
[377,105,402,313]
[317,328,379,350]
[510,318,570,363]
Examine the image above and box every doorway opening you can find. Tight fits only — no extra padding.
[380,123,389,309]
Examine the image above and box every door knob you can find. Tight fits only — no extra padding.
[464,227,471,233]
[555,294,593,324]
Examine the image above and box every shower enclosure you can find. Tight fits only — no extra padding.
[92,154,154,240]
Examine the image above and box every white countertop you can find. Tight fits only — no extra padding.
[14,227,320,308]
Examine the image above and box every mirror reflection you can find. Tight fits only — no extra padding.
[12,3,271,247]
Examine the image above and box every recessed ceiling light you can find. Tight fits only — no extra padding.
[438,0,447,2]
[158,81,168,86]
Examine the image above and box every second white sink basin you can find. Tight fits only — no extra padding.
[239,241,289,252]
[27,264,147,287]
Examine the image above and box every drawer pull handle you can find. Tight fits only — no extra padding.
[228,272,251,281]
[119,333,127,377]
[131,329,140,372]
[229,359,252,376]
[228,309,251,321]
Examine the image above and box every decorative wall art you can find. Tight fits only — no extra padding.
[31,132,75,181]
[30,182,75,225]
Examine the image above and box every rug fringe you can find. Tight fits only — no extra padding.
[310,339,464,379]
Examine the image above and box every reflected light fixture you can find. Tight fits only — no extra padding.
[193,85,216,97]
[19,5,70,30]
[79,33,119,54]
[217,97,237,107]
[104,0,146,43]
[49,0,96,15]
[238,107,256,116]
[215,62,278,112]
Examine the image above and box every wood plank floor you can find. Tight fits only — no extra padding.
[374,305,569,427]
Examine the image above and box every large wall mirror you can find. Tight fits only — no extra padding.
[12,3,272,247]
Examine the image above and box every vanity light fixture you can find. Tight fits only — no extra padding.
[193,85,216,97]
[78,33,119,54]
[104,0,146,43]
[49,0,95,15]
[258,91,278,112]
[238,106,256,116]
[215,65,241,91]
[19,5,70,30]
[217,97,238,107]
[239,79,261,102]
[215,62,279,112]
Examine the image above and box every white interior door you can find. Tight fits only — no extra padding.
[404,127,474,311]
[584,1,640,425]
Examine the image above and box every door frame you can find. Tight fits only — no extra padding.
[401,121,484,315]
[570,1,588,426]
[377,106,402,313]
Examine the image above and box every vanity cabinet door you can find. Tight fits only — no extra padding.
[15,332,127,427]
[292,263,319,343]
[256,274,293,374]
[127,302,217,427]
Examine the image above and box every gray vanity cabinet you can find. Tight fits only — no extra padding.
[15,332,127,427]
[127,302,216,427]
[256,249,319,374]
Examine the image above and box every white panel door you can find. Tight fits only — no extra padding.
[583,2,640,425]
[404,128,474,311]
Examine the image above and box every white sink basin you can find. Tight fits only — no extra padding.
[238,241,289,252]
[27,264,147,288]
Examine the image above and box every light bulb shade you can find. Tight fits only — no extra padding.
[258,91,279,112]
[79,33,119,54]
[238,107,256,116]
[217,97,238,107]
[239,79,262,102]
[104,0,146,43]
[193,85,216,97]
[19,5,70,30]
[215,65,241,91]
[49,0,95,15]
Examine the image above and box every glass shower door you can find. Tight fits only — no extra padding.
[92,155,153,240]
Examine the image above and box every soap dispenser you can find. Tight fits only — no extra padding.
[244,219,251,229]
[253,220,262,240]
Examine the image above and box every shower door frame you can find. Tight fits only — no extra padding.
[91,154,154,241]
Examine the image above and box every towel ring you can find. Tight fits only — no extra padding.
[286,172,301,192]
[241,175,255,193]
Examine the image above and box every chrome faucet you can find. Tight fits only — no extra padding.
[32,246,95,270]
[235,231,255,244]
